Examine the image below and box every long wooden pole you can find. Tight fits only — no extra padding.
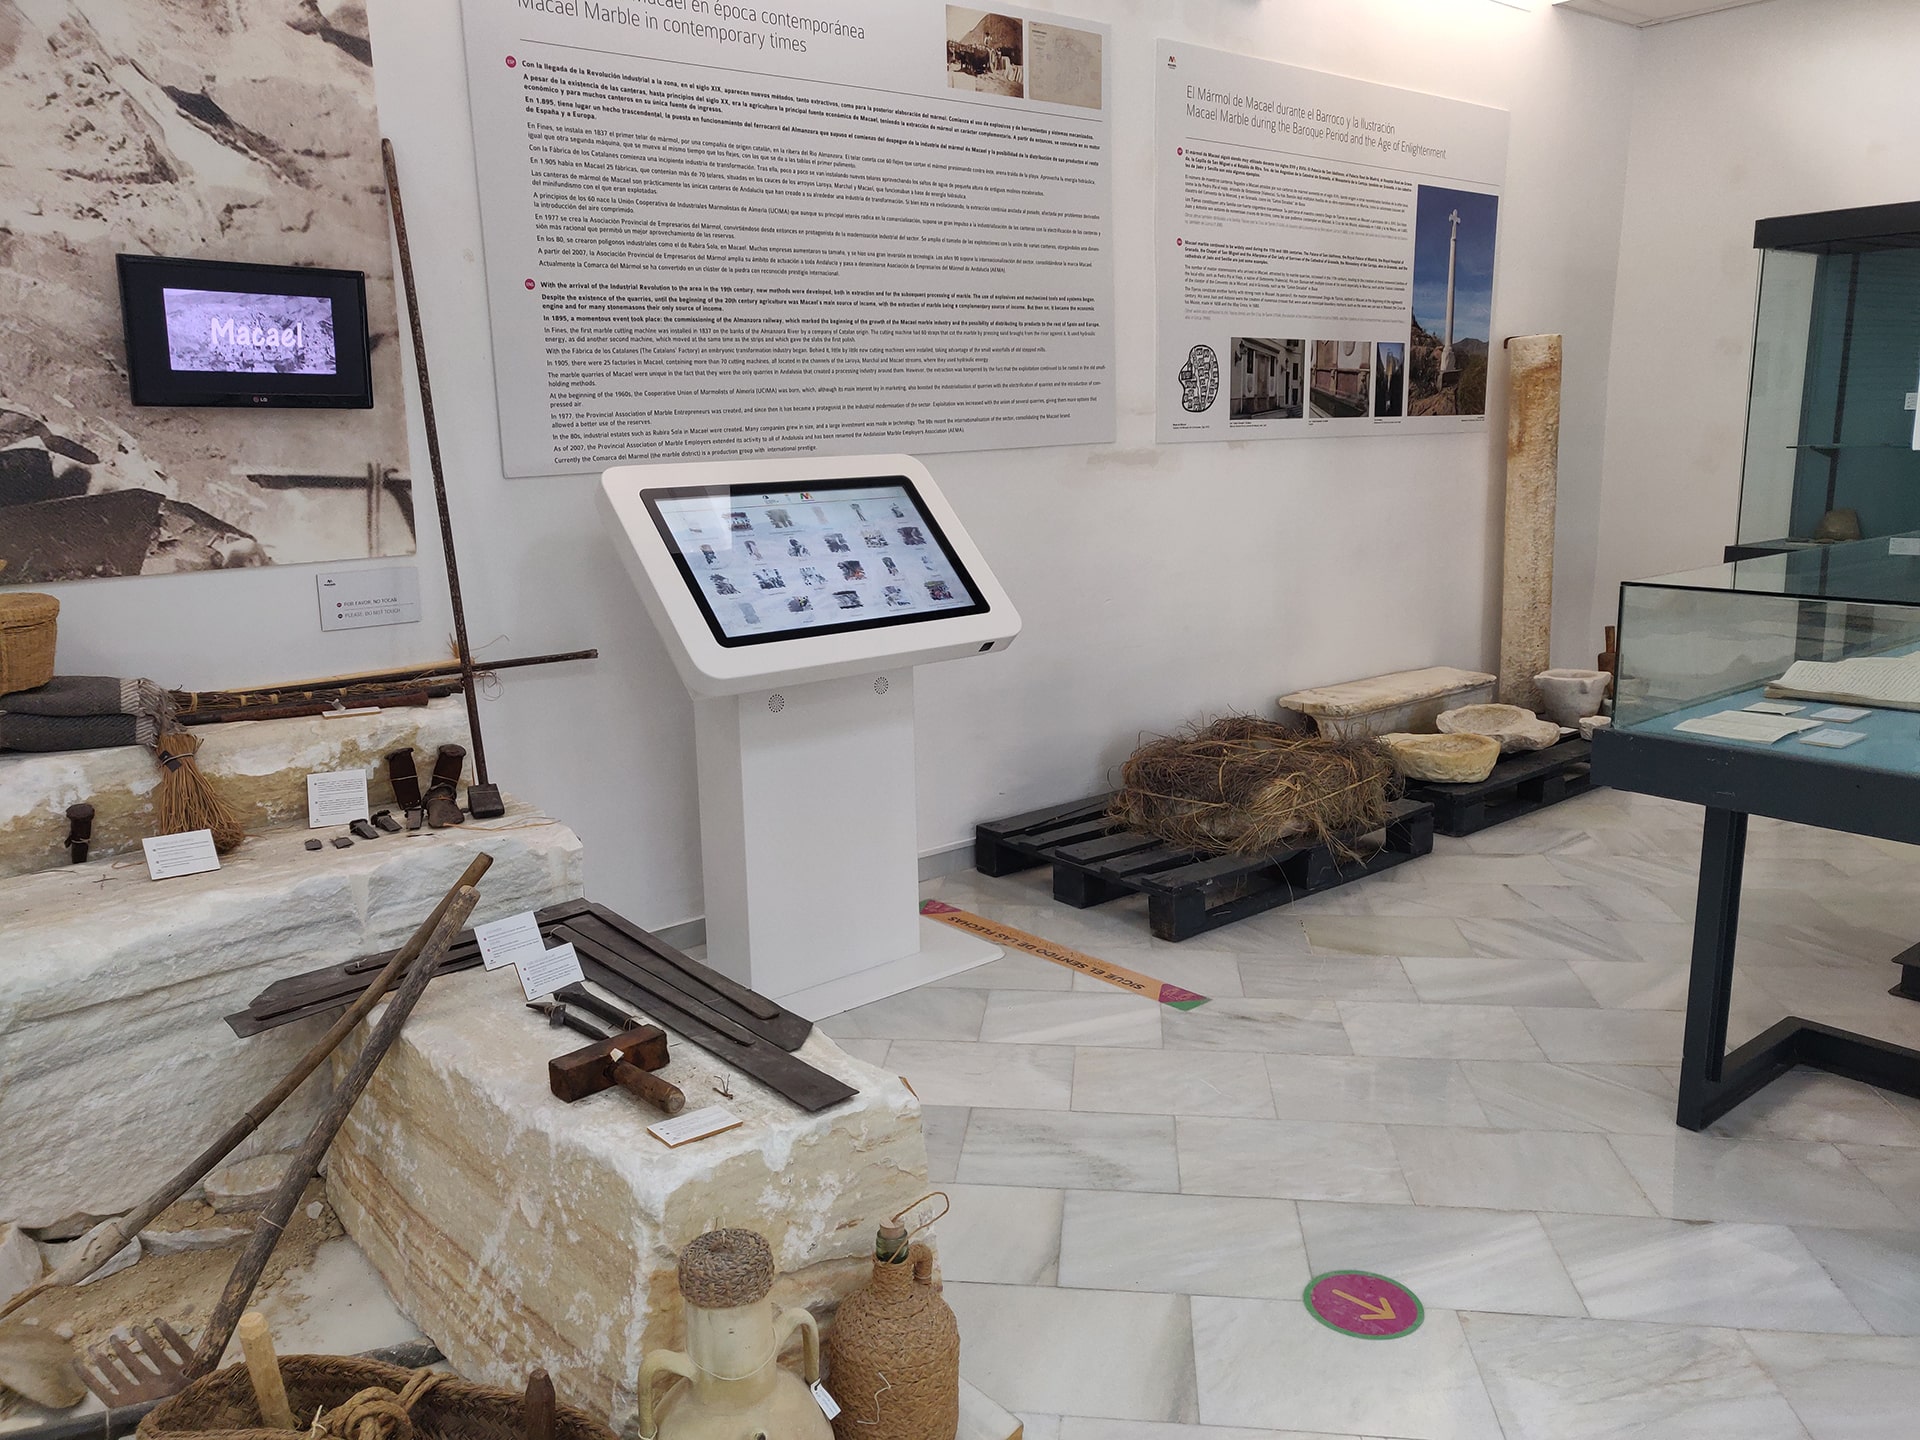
[191,882,483,1375]
[0,855,493,1322]
[381,137,491,790]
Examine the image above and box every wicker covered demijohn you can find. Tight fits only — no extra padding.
[637,1228,831,1440]
[824,1221,960,1440]
[0,592,58,696]
[136,1356,615,1440]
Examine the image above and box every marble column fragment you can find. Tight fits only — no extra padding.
[1499,334,1564,710]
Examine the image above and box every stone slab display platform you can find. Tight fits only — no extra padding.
[0,801,582,1226]
[0,697,470,881]
[327,964,930,1428]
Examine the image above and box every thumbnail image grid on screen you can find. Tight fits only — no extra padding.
[647,480,986,645]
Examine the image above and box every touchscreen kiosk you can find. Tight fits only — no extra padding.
[600,455,1020,1017]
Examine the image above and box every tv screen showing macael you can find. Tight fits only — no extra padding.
[116,254,375,407]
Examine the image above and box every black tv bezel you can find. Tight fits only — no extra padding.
[116,254,375,409]
[641,474,992,648]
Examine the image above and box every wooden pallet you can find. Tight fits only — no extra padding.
[975,794,1434,942]
[1403,737,1595,836]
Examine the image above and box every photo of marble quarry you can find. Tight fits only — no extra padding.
[0,1,412,585]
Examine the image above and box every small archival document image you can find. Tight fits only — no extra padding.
[162,288,339,375]
[1027,21,1102,110]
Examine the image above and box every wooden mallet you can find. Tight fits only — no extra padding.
[536,1002,686,1115]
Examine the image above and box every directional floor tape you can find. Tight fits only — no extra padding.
[1304,1271,1424,1339]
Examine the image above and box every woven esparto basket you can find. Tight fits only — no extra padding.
[137,1357,618,1440]
[0,592,57,696]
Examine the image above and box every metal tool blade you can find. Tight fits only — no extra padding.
[552,982,643,1035]
[577,954,856,1113]
[528,999,616,1046]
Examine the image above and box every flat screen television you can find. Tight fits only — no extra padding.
[642,475,991,646]
[116,254,374,408]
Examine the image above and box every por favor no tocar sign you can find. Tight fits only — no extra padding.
[1304,1271,1424,1339]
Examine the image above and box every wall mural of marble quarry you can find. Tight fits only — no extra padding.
[0,1,414,585]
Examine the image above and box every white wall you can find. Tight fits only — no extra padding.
[32,0,1640,931]
[1590,0,1920,635]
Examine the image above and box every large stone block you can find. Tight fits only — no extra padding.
[327,966,928,1428]
[0,697,471,881]
[0,802,582,1226]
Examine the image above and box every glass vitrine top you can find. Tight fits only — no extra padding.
[1628,533,1920,607]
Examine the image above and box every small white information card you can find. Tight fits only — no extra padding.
[306,769,371,828]
[647,1105,743,1148]
[1799,727,1869,750]
[516,941,585,1001]
[142,829,221,881]
[475,910,545,970]
[1811,706,1873,723]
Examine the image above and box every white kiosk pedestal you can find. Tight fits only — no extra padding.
[695,668,997,1018]
[600,455,1019,1019]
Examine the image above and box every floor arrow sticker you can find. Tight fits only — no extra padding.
[1304,1271,1424,1339]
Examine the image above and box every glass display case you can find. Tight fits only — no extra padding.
[1615,534,1920,777]
[1734,202,1920,558]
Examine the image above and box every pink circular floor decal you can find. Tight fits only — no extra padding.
[1304,1271,1424,1339]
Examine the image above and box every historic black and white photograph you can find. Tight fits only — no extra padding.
[0,2,412,585]
[947,9,1024,98]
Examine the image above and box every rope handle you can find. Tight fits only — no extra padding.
[309,1369,444,1440]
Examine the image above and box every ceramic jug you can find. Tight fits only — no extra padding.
[639,1229,832,1440]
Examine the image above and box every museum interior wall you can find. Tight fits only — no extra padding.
[1589,0,1920,642]
[18,0,1643,934]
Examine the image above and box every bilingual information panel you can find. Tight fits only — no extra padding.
[460,0,1115,476]
[1156,43,1509,443]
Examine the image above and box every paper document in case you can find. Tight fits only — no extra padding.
[1767,652,1920,712]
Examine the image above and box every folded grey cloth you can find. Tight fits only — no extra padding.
[0,711,157,751]
[1,675,167,717]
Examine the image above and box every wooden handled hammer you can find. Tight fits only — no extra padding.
[532,999,686,1114]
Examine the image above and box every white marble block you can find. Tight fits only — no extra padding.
[0,803,582,1226]
[326,965,931,1429]
[0,697,473,881]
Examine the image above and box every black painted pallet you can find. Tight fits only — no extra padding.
[975,794,1434,942]
[1403,736,1596,837]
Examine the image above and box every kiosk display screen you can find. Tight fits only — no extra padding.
[644,477,989,645]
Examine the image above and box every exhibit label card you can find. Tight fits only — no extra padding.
[1155,43,1509,443]
[1811,706,1872,723]
[143,829,221,881]
[648,1106,744,1149]
[516,941,585,1002]
[475,910,544,971]
[1800,727,1869,749]
[306,768,371,828]
[460,0,1115,475]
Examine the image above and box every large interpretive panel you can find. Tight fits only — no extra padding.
[461,1,1114,475]
[1156,42,1508,443]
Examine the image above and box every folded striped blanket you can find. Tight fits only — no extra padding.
[0,676,167,752]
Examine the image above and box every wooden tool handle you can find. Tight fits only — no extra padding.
[614,1060,685,1115]
[193,885,483,1377]
[523,1367,555,1440]
[239,1311,295,1429]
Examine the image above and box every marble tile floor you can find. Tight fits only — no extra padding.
[820,787,1920,1439]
